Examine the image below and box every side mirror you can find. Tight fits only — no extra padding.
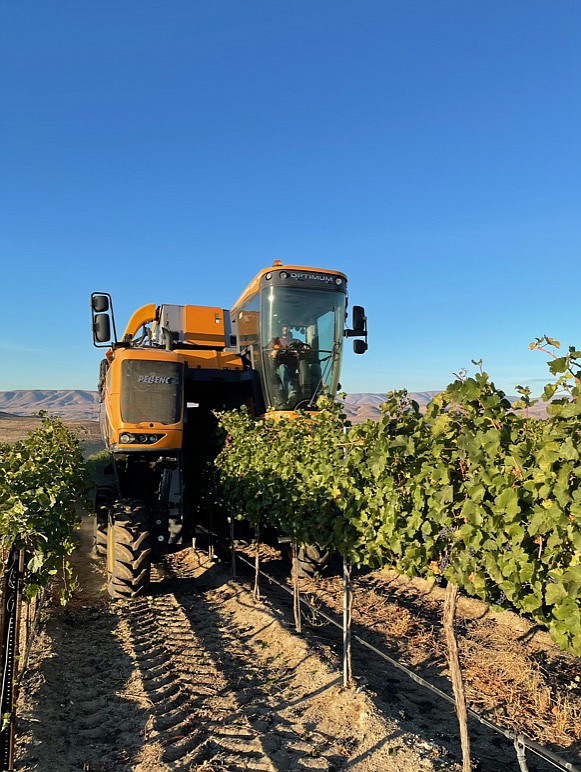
[352,305,366,334]
[92,294,110,313]
[344,304,368,352]
[94,313,111,343]
[90,292,117,347]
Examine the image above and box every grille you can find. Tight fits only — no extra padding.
[120,360,183,425]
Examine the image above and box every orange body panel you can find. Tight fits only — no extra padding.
[123,304,156,340]
[103,347,245,451]
[177,348,244,370]
[103,348,183,450]
[182,306,227,347]
[101,262,349,453]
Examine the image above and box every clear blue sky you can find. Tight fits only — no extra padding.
[1,1,579,396]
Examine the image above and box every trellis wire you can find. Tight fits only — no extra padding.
[228,547,580,772]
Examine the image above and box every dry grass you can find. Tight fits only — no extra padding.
[461,622,581,746]
[295,569,580,756]
[233,540,284,564]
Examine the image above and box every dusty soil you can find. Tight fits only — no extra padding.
[12,519,581,772]
[5,417,580,771]
[14,521,460,772]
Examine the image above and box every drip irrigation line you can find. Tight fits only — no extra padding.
[228,547,580,772]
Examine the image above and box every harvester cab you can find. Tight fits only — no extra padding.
[90,261,367,598]
[231,260,367,413]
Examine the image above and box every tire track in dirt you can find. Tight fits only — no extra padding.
[120,594,292,770]
[15,526,462,771]
[192,545,580,772]
[16,606,151,771]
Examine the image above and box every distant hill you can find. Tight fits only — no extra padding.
[342,391,550,422]
[0,390,100,420]
[0,389,412,422]
[0,388,548,422]
[341,392,440,423]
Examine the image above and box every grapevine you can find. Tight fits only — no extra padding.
[215,344,581,655]
[0,417,88,602]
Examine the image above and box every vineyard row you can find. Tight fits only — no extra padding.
[215,339,581,656]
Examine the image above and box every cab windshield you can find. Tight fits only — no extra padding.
[260,286,345,410]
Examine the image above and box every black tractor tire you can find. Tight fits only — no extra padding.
[92,486,115,558]
[295,543,331,579]
[107,499,152,599]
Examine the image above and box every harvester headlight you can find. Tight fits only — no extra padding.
[119,432,164,445]
[280,271,288,279]
[335,277,343,285]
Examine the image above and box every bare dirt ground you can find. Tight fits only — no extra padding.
[12,518,581,772]
[5,416,580,771]
[14,521,462,772]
